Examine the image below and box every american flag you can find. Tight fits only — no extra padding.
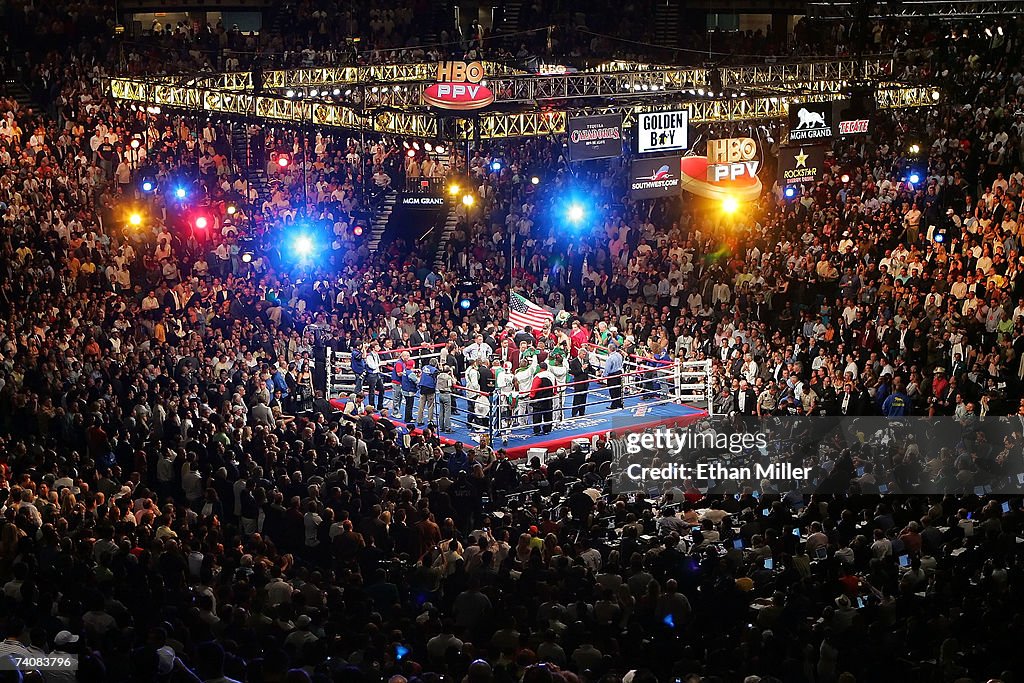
[509,291,554,330]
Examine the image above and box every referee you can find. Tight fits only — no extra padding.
[604,343,624,409]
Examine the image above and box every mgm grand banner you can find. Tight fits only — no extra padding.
[777,145,827,185]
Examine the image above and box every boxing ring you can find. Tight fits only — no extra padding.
[328,342,712,458]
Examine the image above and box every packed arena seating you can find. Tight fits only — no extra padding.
[2,5,1024,683]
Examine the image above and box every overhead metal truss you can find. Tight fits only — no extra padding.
[109,58,938,140]
[807,0,1024,19]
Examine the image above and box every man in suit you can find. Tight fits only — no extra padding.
[410,322,432,348]
[497,337,520,369]
[530,362,557,434]
[733,380,757,416]
[568,347,593,417]
[250,399,276,427]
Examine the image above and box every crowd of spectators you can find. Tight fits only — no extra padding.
[2,4,1024,683]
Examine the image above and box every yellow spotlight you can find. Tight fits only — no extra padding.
[128,212,143,226]
[462,194,475,207]
[721,197,739,214]
[226,204,237,215]
[908,143,921,155]
[448,183,461,197]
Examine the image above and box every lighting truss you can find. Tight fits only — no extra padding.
[109,58,938,140]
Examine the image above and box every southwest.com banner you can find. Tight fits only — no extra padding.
[607,415,1024,496]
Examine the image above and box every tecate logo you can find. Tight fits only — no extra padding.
[423,83,494,111]
[838,119,870,135]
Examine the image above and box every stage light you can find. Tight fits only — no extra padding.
[462,194,475,207]
[567,204,585,223]
[174,187,187,199]
[998,26,1004,36]
[128,212,143,226]
[435,145,445,154]
[293,234,314,257]
[908,172,921,184]
[310,89,318,97]
[333,88,341,96]
[840,174,850,184]
[286,89,295,98]
[934,231,945,243]
[459,298,472,310]
[141,180,155,193]
[396,644,409,660]
[783,186,797,199]
[241,251,253,263]
[985,27,993,37]
[908,143,921,155]
[194,215,208,229]
[663,614,675,628]
[345,89,352,96]
[424,142,433,152]
[531,176,540,185]
[226,204,237,215]
[931,89,941,101]
[413,141,420,150]
[722,196,739,214]
[407,149,416,158]
[491,160,503,172]
[353,225,364,236]
[277,155,290,168]
[130,138,140,150]
[448,183,461,197]
[403,141,410,149]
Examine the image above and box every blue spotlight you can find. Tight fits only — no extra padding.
[908,172,921,185]
[934,231,945,243]
[292,234,314,259]
[567,203,585,224]
[663,614,675,628]
[783,185,797,199]
[459,297,472,310]
[491,160,503,172]
[396,644,409,660]
[174,187,187,199]
[141,180,155,193]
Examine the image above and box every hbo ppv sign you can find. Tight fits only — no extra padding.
[706,137,760,182]
[423,61,494,111]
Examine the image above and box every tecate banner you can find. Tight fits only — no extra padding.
[788,101,834,142]
[567,113,623,161]
[630,155,682,199]
[637,109,689,154]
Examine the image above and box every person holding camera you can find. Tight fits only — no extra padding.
[417,360,439,426]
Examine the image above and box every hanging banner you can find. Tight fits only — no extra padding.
[778,145,827,185]
[637,109,689,154]
[630,155,682,199]
[787,101,835,142]
[567,114,623,161]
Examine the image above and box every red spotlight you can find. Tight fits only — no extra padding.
[277,155,290,168]
[194,215,209,229]
[353,225,364,236]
